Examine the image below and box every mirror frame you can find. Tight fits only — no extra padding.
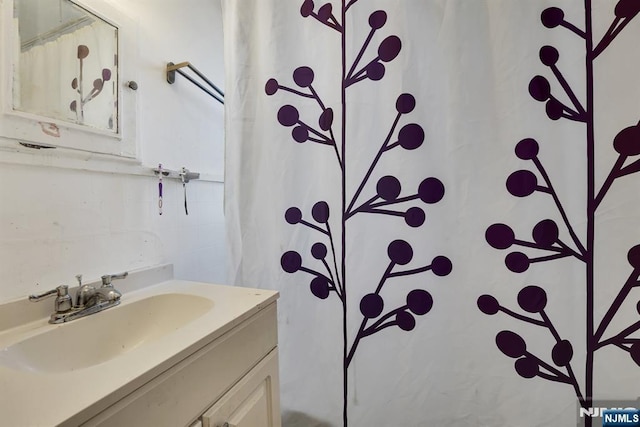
[0,0,138,159]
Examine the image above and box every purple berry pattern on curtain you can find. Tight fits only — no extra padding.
[478,2,640,426]
[265,1,451,425]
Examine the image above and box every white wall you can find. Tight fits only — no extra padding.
[0,0,226,303]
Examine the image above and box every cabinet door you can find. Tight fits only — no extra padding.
[202,349,281,427]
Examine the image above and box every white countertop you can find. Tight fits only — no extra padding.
[0,280,279,427]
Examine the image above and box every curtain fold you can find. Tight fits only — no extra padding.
[224,1,640,426]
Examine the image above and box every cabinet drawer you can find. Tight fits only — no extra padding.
[82,303,277,427]
[202,348,281,427]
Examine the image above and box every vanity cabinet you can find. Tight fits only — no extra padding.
[79,302,281,427]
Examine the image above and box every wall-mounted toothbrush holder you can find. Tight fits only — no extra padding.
[152,167,200,183]
[152,166,199,215]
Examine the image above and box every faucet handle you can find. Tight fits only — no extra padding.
[29,285,65,302]
[53,285,73,313]
[75,274,83,286]
[29,285,72,313]
[101,271,128,287]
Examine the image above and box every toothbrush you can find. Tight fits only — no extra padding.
[181,167,189,215]
[158,163,163,215]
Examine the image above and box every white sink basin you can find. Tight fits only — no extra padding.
[0,278,279,427]
[0,293,214,373]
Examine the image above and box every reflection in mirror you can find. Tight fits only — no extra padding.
[13,0,118,133]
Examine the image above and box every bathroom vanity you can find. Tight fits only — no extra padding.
[0,271,281,427]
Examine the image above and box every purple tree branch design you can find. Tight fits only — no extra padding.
[478,2,640,426]
[69,44,112,125]
[266,1,451,425]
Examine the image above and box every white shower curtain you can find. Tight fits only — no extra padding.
[223,1,640,426]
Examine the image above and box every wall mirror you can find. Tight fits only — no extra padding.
[14,0,118,133]
[0,0,137,158]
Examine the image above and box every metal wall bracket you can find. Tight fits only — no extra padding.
[152,166,200,183]
[166,61,224,105]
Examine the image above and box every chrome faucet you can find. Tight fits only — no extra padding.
[29,272,128,324]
